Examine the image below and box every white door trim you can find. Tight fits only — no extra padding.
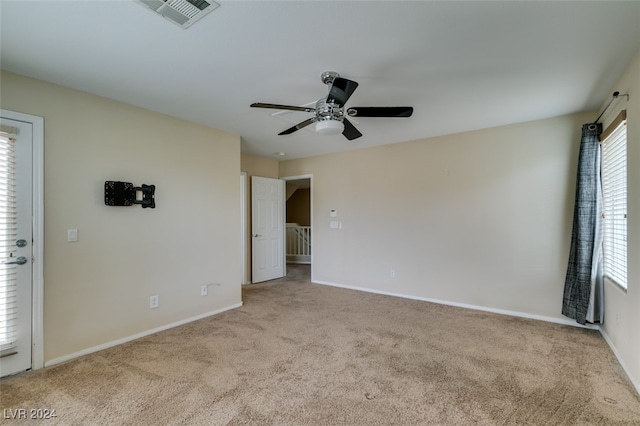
[0,109,44,371]
[240,172,247,285]
[281,174,313,281]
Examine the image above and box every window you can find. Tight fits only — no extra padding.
[600,111,627,289]
[0,127,17,352]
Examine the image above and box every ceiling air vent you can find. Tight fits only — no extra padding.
[135,0,220,29]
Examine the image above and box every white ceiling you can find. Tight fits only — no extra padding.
[1,1,639,161]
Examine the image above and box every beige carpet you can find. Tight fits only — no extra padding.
[1,264,639,425]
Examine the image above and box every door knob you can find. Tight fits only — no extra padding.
[253,234,262,238]
[4,256,28,265]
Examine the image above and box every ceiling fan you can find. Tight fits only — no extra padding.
[250,71,413,141]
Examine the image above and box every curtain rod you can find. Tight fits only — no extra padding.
[592,91,629,124]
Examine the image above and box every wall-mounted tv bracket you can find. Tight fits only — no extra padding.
[104,181,156,208]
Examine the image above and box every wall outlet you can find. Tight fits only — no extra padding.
[389,269,396,278]
[201,285,208,296]
[149,295,159,309]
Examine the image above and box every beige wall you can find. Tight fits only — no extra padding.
[241,153,279,180]
[600,49,640,392]
[1,71,242,362]
[280,112,593,320]
[240,153,279,283]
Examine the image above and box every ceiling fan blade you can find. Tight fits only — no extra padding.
[278,117,318,135]
[342,118,362,141]
[347,106,413,118]
[326,78,359,107]
[251,103,315,113]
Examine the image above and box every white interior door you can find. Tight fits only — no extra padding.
[0,118,33,377]
[251,176,285,283]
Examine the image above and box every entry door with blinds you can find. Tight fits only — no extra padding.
[0,118,33,377]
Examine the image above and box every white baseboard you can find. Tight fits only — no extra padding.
[312,279,598,329]
[599,327,640,396]
[44,302,243,367]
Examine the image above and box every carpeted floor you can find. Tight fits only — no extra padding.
[1,264,639,425]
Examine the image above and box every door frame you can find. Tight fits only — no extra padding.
[240,172,247,285]
[0,110,44,371]
[281,174,313,281]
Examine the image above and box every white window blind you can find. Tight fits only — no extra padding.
[601,118,627,289]
[0,127,18,352]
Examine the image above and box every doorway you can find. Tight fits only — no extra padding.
[282,175,312,279]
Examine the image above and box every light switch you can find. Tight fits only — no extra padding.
[67,228,79,242]
[330,221,340,229]
[330,209,337,217]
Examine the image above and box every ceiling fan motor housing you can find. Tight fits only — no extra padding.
[316,99,344,121]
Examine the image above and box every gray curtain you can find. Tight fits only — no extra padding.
[562,123,604,325]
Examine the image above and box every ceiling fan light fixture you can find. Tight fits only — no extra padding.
[315,120,344,135]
